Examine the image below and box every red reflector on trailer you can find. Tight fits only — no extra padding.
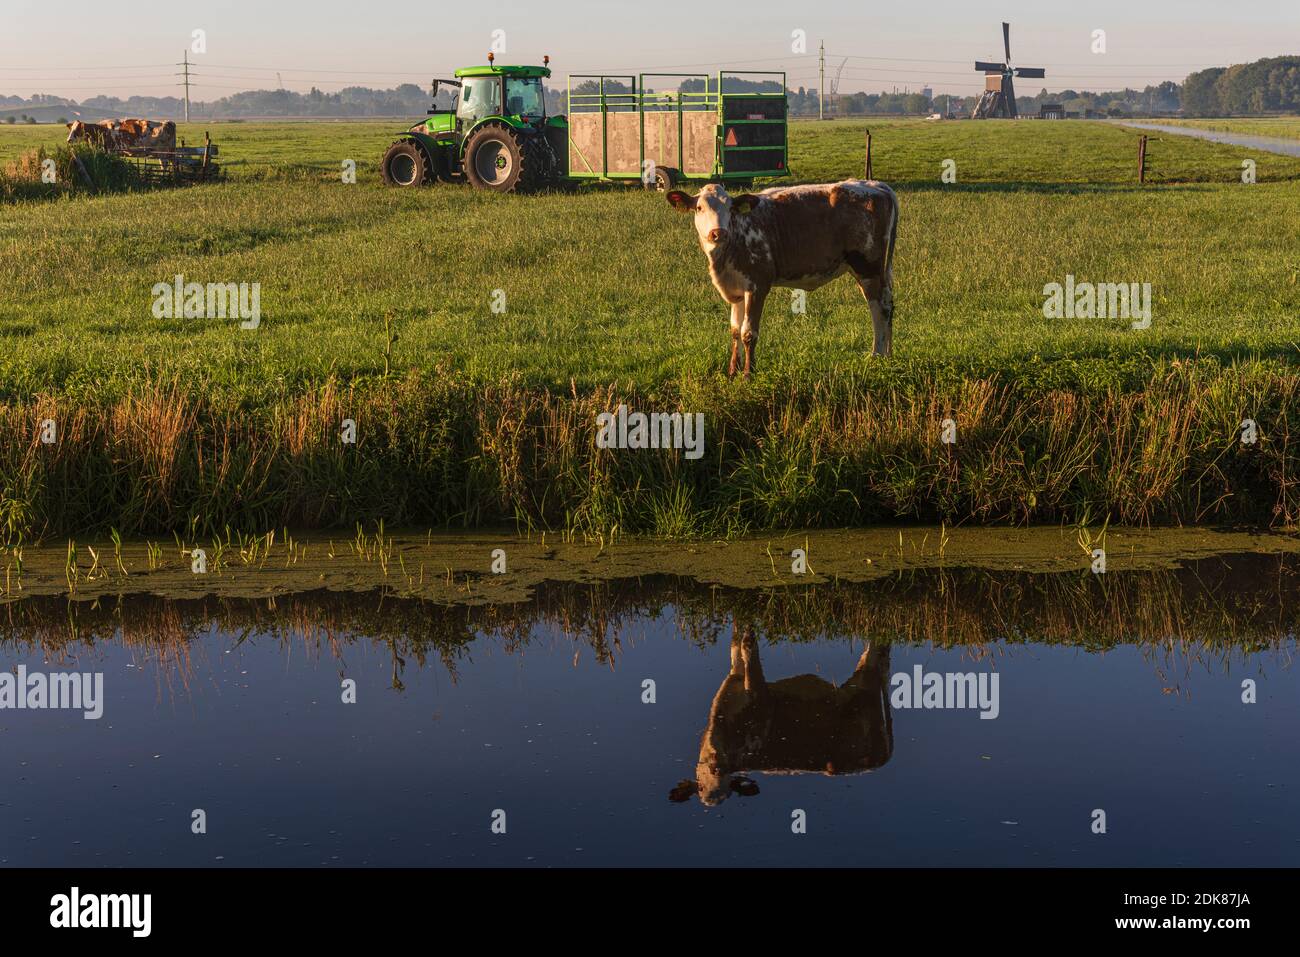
[724,128,738,146]
[777,160,784,168]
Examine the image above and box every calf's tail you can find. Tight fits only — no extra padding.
[882,186,899,283]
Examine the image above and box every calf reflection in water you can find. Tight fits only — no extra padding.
[672,625,894,805]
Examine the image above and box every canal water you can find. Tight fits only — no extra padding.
[1118,120,1300,157]
[3,554,1297,867]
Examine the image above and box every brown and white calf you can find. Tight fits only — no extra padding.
[671,624,893,806]
[667,179,899,376]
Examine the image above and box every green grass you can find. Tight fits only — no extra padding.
[0,117,1298,538]
[1,118,1298,401]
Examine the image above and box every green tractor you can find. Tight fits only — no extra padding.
[381,54,567,193]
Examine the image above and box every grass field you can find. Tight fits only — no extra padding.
[1,117,1299,539]
[2,118,1298,397]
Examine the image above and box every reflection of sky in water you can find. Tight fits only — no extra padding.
[1118,121,1300,158]
[2,594,1296,868]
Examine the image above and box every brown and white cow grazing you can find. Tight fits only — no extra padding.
[65,120,115,148]
[667,179,899,376]
[67,118,176,152]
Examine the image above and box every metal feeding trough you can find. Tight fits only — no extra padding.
[115,132,222,185]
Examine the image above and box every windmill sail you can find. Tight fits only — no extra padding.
[972,20,1045,119]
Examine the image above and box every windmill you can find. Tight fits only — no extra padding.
[972,21,1045,118]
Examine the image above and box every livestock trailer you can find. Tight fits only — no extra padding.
[565,72,790,189]
[380,64,790,192]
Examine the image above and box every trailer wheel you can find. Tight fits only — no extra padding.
[381,139,431,187]
[464,122,532,192]
[645,166,677,191]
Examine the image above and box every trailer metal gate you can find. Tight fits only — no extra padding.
[566,71,788,184]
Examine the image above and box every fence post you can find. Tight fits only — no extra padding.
[865,128,873,180]
[70,152,95,192]
[1137,134,1147,184]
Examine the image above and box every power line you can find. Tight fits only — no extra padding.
[818,41,825,120]
[0,48,1224,103]
[836,52,1224,67]
[0,73,189,82]
[175,51,192,121]
[832,65,1192,80]
[201,64,435,76]
[0,63,175,71]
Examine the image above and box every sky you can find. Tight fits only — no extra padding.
[2,0,1297,101]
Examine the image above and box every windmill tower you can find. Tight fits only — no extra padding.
[972,21,1045,118]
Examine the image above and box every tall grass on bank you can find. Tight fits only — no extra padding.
[0,144,138,201]
[0,360,1294,542]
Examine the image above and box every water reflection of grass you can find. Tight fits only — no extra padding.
[5,555,1295,688]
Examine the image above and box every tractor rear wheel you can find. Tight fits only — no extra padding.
[464,122,534,193]
[381,139,431,187]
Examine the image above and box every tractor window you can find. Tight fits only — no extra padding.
[506,77,545,118]
[457,77,502,122]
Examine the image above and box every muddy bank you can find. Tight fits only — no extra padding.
[3,525,1298,605]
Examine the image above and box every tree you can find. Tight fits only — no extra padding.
[1181,67,1225,114]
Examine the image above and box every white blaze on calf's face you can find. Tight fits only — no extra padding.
[692,185,734,252]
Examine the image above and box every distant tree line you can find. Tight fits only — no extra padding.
[3,55,1298,120]
[204,84,454,117]
[0,85,450,120]
[1182,56,1300,114]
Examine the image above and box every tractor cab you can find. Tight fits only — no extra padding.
[454,60,551,129]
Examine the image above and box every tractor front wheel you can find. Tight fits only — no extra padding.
[464,122,532,193]
[381,139,432,187]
